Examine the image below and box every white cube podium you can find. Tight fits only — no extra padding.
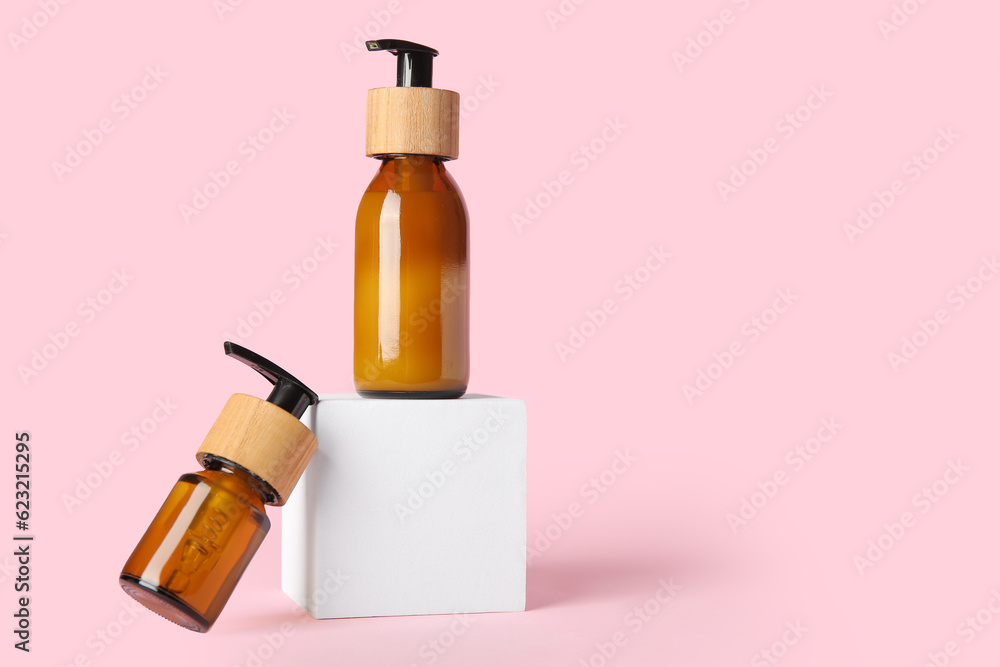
[281,394,527,618]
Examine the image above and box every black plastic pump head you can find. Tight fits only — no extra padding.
[223,342,318,420]
[366,39,438,88]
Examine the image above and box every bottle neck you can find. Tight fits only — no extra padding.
[200,454,277,506]
[369,155,454,193]
[376,154,444,162]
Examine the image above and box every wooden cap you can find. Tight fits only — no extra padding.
[366,87,460,159]
[195,393,317,506]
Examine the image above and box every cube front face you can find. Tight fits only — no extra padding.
[282,394,527,619]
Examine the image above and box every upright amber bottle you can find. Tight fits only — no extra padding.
[354,39,469,398]
[120,343,319,632]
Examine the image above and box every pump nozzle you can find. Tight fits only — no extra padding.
[223,342,318,419]
[366,39,438,88]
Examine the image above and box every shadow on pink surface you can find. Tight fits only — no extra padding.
[527,558,694,611]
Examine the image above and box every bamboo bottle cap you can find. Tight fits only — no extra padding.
[366,87,460,159]
[196,394,317,506]
[362,40,459,159]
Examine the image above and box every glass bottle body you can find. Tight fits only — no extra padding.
[119,459,270,632]
[354,155,469,398]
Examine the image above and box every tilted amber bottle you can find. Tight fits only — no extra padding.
[354,39,469,398]
[119,458,271,632]
[120,343,318,632]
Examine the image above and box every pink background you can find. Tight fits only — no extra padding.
[3,0,1000,665]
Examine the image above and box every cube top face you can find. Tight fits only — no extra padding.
[283,395,527,619]
[316,393,506,401]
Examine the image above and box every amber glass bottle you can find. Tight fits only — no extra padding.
[354,40,469,398]
[119,458,271,632]
[120,343,318,632]
[354,155,469,398]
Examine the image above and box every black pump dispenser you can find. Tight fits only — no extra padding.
[223,342,318,419]
[366,39,438,88]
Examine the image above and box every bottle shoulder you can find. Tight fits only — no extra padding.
[364,156,465,195]
[180,469,269,514]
